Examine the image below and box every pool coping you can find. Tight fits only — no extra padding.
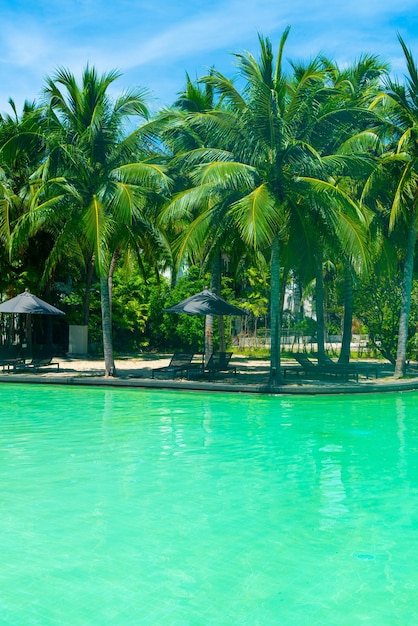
[2,368,418,395]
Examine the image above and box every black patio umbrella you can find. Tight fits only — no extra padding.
[165,289,246,362]
[165,289,246,317]
[0,290,65,351]
[0,290,65,315]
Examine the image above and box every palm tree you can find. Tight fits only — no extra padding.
[0,99,47,292]
[164,30,371,386]
[314,55,389,363]
[366,36,418,377]
[158,73,239,361]
[12,66,170,376]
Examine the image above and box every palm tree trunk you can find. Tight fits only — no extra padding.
[108,248,120,319]
[338,263,353,364]
[83,255,95,326]
[280,267,289,316]
[293,275,303,323]
[394,221,417,378]
[211,252,226,352]
[269,233,282,386]
[100,275,116,377]
[315,255,326,364]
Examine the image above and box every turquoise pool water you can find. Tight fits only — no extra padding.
[1,384,418,625]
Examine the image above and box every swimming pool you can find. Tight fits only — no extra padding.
[2,384,418,625]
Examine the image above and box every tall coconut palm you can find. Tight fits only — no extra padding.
[0,100,47,289]
[11,66,170,376]
[164,30,370,386]
[159,73,239,361]
[366,36,418,377]
[312,55,388,363]
[322,54,389,363]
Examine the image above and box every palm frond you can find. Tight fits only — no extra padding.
[274,26,291,86]
[83,195,112,272]
[389,159,415,230]
[171,147,236,170]
[228,184,284,247]
[193,161,257,190]
[113,162,170,189]
[159,183,215,224]
[337,130,382,156]
[200,71,246,111]
[296,176,370,270]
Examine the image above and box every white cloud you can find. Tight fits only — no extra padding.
[1,20,51,67]
[0,0,418,113]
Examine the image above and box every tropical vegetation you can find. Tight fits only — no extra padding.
[1,29,418,382]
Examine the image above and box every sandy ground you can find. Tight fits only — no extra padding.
[3,352,418,395]
[49,353,272,385]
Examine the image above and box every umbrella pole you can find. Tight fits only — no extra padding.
[25,313,33,355]
[6,314,13,346]
[204,314,214,367]
[202,320,205,366]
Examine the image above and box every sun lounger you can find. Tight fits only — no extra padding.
[151,353,195,379]
[187,351,237,379]
[318,354,378,379]
[283,353,358,382]
[0,346,24,372]
[13,356,60,372]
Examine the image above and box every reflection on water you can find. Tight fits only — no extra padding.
[319,449,349,529]
[396,395,407,479]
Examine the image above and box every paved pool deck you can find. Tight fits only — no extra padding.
[2,354,418,395]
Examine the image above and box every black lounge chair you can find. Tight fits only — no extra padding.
[151,353,195,379]
[283,353,358,382]
[283,353,317,378]
[0,346,24,372]
[319,354,378,379]
[188,351,237,379]
[14,355,60,372]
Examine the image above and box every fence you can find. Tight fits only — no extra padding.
[236,330,371,354]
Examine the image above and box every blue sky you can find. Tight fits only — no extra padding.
[0,0,417,115]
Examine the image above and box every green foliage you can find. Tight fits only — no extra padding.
[148,267,209,352]
[111,269,153,351]
[240,266,269,324]
[142,266,244,353]
[295,317,317,336]
[60,264,218,354]
[1,43,418,373]
[355,272,418,363]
